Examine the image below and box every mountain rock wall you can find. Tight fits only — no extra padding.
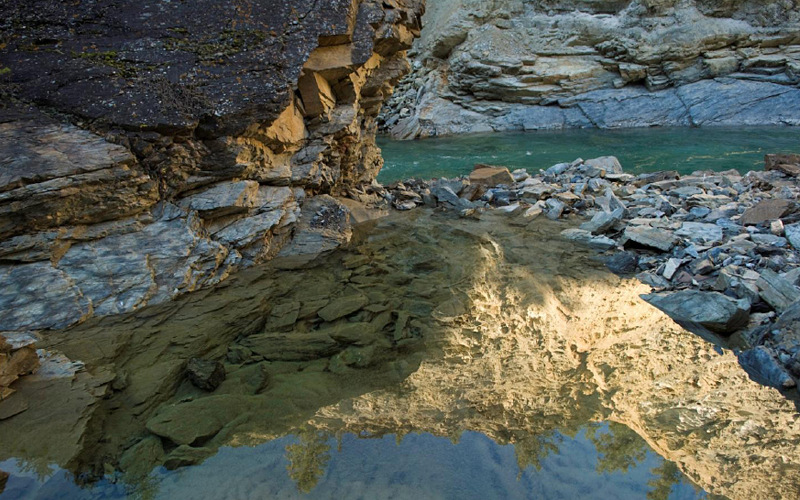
[0,0,423,333]
[381,0,800,138]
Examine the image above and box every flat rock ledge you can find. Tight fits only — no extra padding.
[383,153,800,391]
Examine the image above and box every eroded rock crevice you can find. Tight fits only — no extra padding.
[0,0,424,332]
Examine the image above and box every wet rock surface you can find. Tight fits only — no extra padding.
[380,0,800,138]
[0,0,424,332]
[0,333,40,400]
[0,209,799,499]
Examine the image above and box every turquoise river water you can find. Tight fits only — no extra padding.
[378,127,800,183]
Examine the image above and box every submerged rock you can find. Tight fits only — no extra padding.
[146,395,250,446]
[642,291,750,334]
[163,445,215,470]
[187,358,226,392]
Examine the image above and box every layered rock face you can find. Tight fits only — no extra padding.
[381,0,800,138]
[0,0,423,332]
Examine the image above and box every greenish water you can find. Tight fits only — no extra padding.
[378,127,800,183]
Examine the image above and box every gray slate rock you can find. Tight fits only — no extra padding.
[739,346,797,389]
[642,290,750,334]
[622,226,677,252]
[561,229,616,251]
[604,252,639,275]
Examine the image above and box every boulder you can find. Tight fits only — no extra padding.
[469,165,515,187]
[756,269,800,311]
[581,157,623,177]
[642,290,750,334]
[604,252,639,275]
[785,222,800,250]
[765,154,800,176]
[187,358,226,392]
[622,226,677,252]
[580,208,624,235]
[545,199,566,220]
[740,199,794,226]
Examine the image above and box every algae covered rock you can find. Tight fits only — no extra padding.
[146,395,250,446]
[187,358,226,392]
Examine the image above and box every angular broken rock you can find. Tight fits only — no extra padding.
[604,252,639,275]
[765,154,800,176]
[675,222,723,245]
[187,358,226,392]
[740,199,794,226]
[785,222,800,251]
[581,156,623,177]
[545,199,566,220]
[642,290,749,334]
[469,165,515,187]
[756,269,800,311]
[739,346,797,389]
[561,229,616,251]
[318,295,369,322]
[580,208,624,235]
[622,226,677,252]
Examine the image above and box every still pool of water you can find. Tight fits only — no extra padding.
[0,425,707,500]
[377,127,800,183]
[1,191,798,500]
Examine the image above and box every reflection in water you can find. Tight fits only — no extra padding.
[0,209,798,499]
[285,428,333,494]
[0,426,705,499]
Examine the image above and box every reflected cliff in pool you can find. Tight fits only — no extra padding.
[0,210,798,500]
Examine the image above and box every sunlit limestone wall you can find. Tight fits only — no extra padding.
[381,0,800,138]
[0,0,424,333]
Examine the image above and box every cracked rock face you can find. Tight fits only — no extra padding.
[0,0,424,333]
[380,0,800,138]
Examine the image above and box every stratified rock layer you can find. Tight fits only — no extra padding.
[381,0,800,138]
[0,0,424,332]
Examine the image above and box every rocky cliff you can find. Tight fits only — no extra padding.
[0,0,423,332]
[381,0,800,138]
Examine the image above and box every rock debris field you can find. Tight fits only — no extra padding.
[384,153,800,391]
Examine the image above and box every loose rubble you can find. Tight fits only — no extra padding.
[381,153,800,390]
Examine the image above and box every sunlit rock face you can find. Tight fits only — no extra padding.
[0,210,798,499]
[0,0,424,332]
[381,0,800,138]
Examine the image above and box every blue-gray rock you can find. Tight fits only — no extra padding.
[739,346,797,389]
[642,290,750,334]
